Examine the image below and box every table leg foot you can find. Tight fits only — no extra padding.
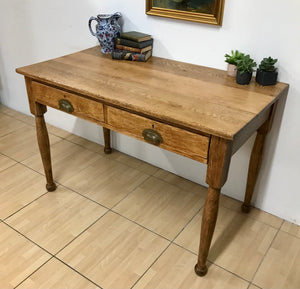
[241,203,251,213]
[194,263,208,277]
[103,127,112,154]
[46,182,57,192]
[104,147,112,154]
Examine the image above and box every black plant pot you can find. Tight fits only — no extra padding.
[256,69,278,86]
[236,70,252,85]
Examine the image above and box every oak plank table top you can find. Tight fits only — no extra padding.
[16,47,289,277]
[16,47,288,139]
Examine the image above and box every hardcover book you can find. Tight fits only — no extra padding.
[120,31,151,42]
[115,38,153,49]
[115,44,152,54]
[112,50,152,62]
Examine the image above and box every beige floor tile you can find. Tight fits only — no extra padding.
[1,108,36,126]
[0,104,13,114]
[0,104,28,119]
[174,206,277,281]
[0,125,61,162]
[0,105,71,137]
[248,284,261,289]
[0,222,51,289]
[220,195,283,229]
[12,112,35,126]
[114,177,206,240]
[17,258,99,289]
[22,140,102,184]
[0,164,47,219]
[105,150,159,175]
[47,124,72,139]
[6,186,107,254]
[66,134,105,154]
[133,244,249,289]
[0,153,16,172]
[253,231,300,289]
[281,220,300,238]
[63,157,149,208]
[0,113,27,137]
[248,208,283,229]
[154,169,206,194]
[219,194,243,211]
[57,212,169,289]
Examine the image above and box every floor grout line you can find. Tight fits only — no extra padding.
[14,256,55,288]
[1,158,288,289]
[0,152,293,285]
[2,221,54,256]
[1,106,298,288]
[249,218,284,285]
[109,174,152,210]
[3,145,284,238]
[248,282,263,289]
[58,183,111,210]
[279,229,300,240]
[0,160,20,174]
[164,240,254,285]
[0,108,292,232]
[207,259,251,284]
[3,191,49,221]
[3,211,105,288]
[130,242,172,289]
[221,204,284,230]
[53,210,111,257]
[52,256,103,289]
[171,206,204,242]
[111,210,172,242]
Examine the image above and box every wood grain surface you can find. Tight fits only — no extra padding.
[16,47,289,139]
[31,81,104,124]
[107,106,209,163]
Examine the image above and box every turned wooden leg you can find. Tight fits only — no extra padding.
[103,127,112,154]
[242,122,268,213]
[35,103,56,192]
[195,136,232,276]
[195,186,220,276]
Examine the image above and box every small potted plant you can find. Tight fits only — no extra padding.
[256,57,278,86]
[236,54,256,85]
[224,50,244,77]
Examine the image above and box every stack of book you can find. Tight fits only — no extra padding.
[112,31,153,62]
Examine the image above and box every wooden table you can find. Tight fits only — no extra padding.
[16,47,289,276]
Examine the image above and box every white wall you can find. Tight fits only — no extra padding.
[0,0,299,224]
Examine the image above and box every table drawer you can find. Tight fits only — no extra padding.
[31,81,104,123]
[107,106,209,163]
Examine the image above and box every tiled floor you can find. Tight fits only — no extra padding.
[0,104,300,289]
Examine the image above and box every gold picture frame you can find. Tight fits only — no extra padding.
[146,0,225,26]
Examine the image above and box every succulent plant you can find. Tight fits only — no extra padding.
[258,57,278,72]
[224,50,245,65]
[236,54,257,74]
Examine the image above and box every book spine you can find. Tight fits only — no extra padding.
[115,44,142,53]
[112,51,146,62]
[120,35,149,42]
[115,38,153,49]
[120,32,151,42]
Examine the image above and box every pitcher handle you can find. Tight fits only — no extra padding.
[88,16,99,37]
[113,12,122,20]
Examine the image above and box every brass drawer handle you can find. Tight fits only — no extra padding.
[59,99,74,113]
[142,129,163,146]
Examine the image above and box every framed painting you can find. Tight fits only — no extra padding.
[146,0,225,26]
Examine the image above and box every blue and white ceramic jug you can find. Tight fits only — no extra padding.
[88,12,122,54]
